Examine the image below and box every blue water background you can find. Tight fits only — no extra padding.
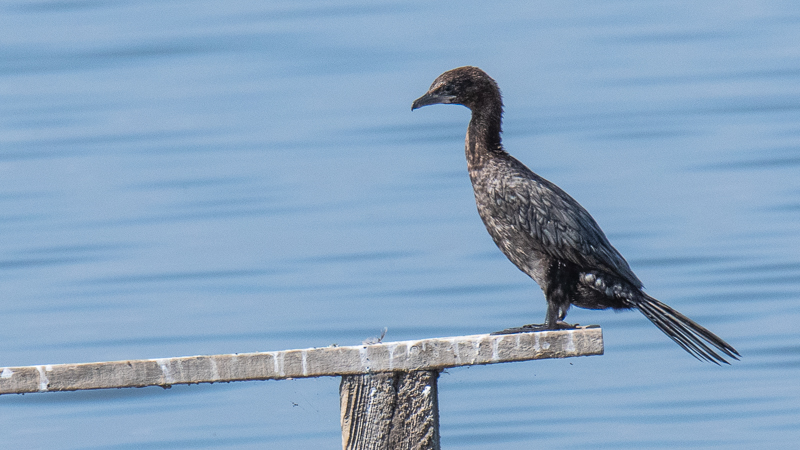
[1,1,799,448]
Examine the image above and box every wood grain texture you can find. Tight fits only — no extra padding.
[0,327,602,395]
[340,371,440,450]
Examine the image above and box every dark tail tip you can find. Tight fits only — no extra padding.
[634,294,739,364]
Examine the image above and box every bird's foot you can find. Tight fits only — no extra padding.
[490,321,579,335]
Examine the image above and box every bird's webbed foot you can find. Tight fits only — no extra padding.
[490,321,579,335]
[549,320,579,330]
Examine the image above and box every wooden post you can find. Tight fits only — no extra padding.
[340,371,440,450]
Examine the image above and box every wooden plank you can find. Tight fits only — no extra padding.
[340,371,440,450]
[0,327,602,395]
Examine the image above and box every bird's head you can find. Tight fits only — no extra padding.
[412,66,501,112]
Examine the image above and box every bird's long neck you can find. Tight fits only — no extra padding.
[465,102,505,172]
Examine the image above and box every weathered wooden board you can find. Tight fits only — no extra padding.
[0,327,602,395]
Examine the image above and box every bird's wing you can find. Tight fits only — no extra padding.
[489,156,643,288]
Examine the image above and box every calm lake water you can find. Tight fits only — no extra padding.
[2,0,800,448]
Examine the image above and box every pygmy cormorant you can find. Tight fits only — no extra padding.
[412,66,739,364]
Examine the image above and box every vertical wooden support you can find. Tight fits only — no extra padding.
[340,370,440,450]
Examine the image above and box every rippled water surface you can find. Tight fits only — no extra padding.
[2,1,800,448]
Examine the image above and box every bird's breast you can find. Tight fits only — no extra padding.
[469,166,551,289]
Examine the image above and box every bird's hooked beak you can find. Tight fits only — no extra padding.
[411,91,456,110]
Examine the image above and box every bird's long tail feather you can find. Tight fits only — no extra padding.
[634,294,739,364]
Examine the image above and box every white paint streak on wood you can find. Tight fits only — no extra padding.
[155,359,174,385]
[209,358,219,380]
[36,366,49,392]
[566,332,575,352]
[359,346,369,372]
[452,339,461,365]
[273,351,285,377]
[387,344,397,371]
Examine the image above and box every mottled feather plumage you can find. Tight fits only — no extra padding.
[412,66,739,364]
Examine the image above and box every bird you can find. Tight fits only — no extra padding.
[411,66,739,364]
